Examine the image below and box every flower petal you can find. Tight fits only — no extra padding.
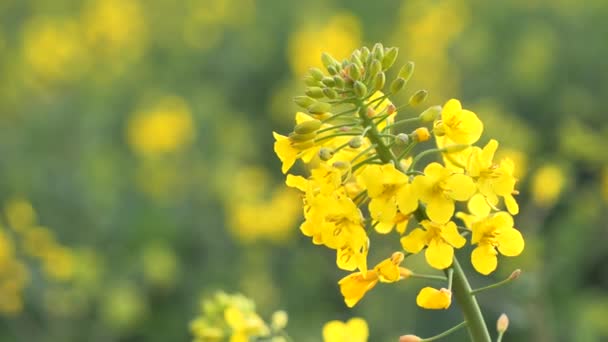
[445,173,476,201]
[497,227,525,257]
[471,244,498,275]
[425,238,454,269]
[426,196,454,224]
[416,287,452,309]
[400,228,427,254]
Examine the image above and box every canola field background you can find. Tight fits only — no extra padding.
[0,0,607,341]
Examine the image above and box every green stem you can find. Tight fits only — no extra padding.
[470,270,519,295]
[409,273,447,282]
[383,117,421,130]
[421,321,467,342]
[449,258,491,342]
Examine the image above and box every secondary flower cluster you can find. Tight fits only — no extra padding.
[274,44,525,310]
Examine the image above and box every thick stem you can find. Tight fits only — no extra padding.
[450,258,491,342]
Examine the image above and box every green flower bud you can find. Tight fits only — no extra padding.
[321,52,338,70]
[292,140,315,150]
[351,51,363,66]
[309,67,324,81]
[304,76,320,87]
[348,63,362,81]
[360,46,371,62]
[372,43,384,61]
[369,59,382,79]
[382,47,399,70]
[333,75,345,88]
[373,72,386,91]
[418,105,441,122]
[323,87,338,99]
[305,87,324,98]
[390,78,406,94]
[271,310,289,331]
[288,132,316,142]
[398,61,415,82]
[333,161,350,169]
[395,133,410,145]
[322,77,335,87]
[348,136,363,148]
[327,65,339,76]
[294,119,322,134]
[341,59,350,69]
[497,314,509,334]
[434,122,446,136]
[354,81,367,98]
[307,101,332,114]
[293,96,316,109]
[319,147,334,161]
[408,90,428,106]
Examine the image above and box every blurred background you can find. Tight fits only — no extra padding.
[0,0,607,341]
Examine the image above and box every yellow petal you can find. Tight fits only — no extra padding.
[323,320,346,342]
[426,196,454,224]
[425,238,454,269]
[445,173,476,201]
[497,227,525,257]
[471,244,498,275]
[400,228,427,254]
[369,197,397,223]
[338,272,379,308]
[441,99,462,121]
[467,194,491,218]
[396,183,418,214]
[285,174,308,192]
[346,317,369,341]
[374,258,401,283]
[504,194,519,215]
[357,165,384,198]
[416,287,452,309]
[442,221,466,248]
[224,306,245,329]
[374,220,394,234]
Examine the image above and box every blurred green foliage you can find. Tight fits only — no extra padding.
[0,0,607,341]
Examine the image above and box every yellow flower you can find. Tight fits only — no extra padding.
[434,99,483,145]
[530,164,565,207]
[416,287,451,309]
[467,139,519,215]
[322,317,368,342]
[338,252,410,307]
[357,164,418,234]
[225,306,269,342]
[412,162,476,223]
[469,212,524,275]
[400,220,465,269]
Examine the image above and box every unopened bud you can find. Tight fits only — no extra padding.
[408,90,428,106]
[293,96,316,109]
[369,60,382,78]
[271,310,288,330]
[391,251,405,264]
[399,335,422,342]
[395,133,409,145]
[509,269,522,281]
[373,72,386,91]
[321,52,338,70]
[366,107,376,118]
[319,147,334,161]
[333,75,345,88]
[496,313,509,334]
[309,67,324,81]
[418,106,441,123]
[348,63,362,81]
[412,127,431,142]
[307,102,332,114]
[443,144,470,153]
[350,54,364,69]
[348,136,363,148]
[360,46,371,62]
[398,61,415,82]
[323,87,338,99]
[387,104,397,115]
[304,76,320,86]
[321,77,335,87]
[305,87,324,98]
[372,42,384,61]
[382,47,398,70]
[327,65,339,76]
[291,140,315,150]
[288,132,316,142]
[354,81,367,98]
[332,161,350,169]
[390,78,406,94]
[294,119,322,134]
[434,122,446,136]
[271,337,287,342]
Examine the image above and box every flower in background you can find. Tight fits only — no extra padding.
[322,317,368,342]
[530,164,566,207]
[127,96,196,157]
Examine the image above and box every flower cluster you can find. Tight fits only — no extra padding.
[274,44,525,311]
[189,292,289,342]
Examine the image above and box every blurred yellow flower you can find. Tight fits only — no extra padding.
[416,287,451,310]
[602,167,608,203]
[42,246,75,281]
[288,13,361,76]
[22,17,86,82]
[322,317,368,342]
[128,96,196,156]
[142,242,179,289]
[4,198,37,232]
[530,164,565,207]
